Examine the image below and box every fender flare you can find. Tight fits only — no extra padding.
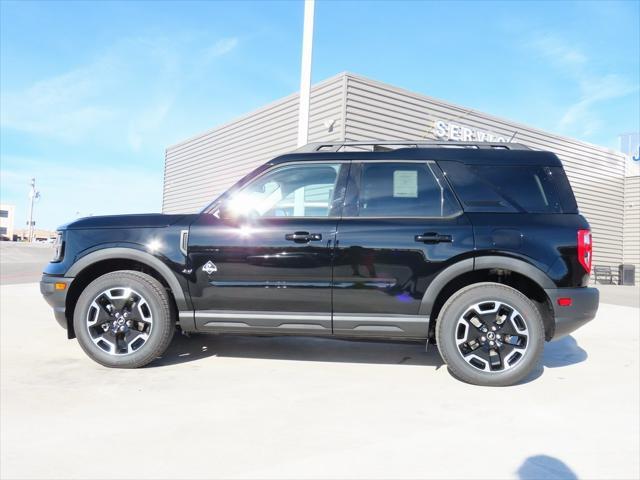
[474,256,555,289]
[66,247,189,311]
[419,259,474,316]
[418,256,554,316]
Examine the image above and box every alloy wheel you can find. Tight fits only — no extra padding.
[455,300,529,372]
[86,287,153,355]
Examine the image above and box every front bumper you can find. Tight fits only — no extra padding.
[40,274,74,331]
[545,287,599,340]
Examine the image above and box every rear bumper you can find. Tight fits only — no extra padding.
[545,287,599,340]
[40,274,74,331]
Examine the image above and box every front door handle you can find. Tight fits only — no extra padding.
[285,231,322,243]
[415,232,453,243]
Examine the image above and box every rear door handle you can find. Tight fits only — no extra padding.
[285,231,322,243]
[415,232,453,243]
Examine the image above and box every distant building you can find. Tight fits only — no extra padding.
[620,132,640,284]
[14,227,56,242]
[0,204,16,241]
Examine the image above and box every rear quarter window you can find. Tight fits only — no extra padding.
[439,161,578,214]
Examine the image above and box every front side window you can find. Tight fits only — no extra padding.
[350,162,460,217]
[225,163,342,218]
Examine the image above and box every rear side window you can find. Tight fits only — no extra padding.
[439,162,578,213]
[347,162,461,217]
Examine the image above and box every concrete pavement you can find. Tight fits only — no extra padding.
[1,282,638,479]
[594,284,640,309]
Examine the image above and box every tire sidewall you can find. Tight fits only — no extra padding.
[73,272,173,368]
[436,283,544,386]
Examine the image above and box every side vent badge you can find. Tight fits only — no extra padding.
[179,230,189,256]
[202,261,218,275]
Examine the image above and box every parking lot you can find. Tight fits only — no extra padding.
[0,247,639,479]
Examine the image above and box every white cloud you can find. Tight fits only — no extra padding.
[204,37,239,60]
[127,99,174,151]
[559,74,638,135]
[528,34,588,70]
[527,33,638,137]
[0,61,118,142]
[1,34,239,148]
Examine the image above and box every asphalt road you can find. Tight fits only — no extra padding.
[0,242,53,285]
[1,283,638,479]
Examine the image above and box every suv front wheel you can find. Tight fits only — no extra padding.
[73,270,175,368]
[436,282,544,386]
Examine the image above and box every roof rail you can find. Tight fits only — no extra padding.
[294,140,531,153]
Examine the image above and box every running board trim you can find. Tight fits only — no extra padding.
[189,310,429,338]
[333,313,429,338]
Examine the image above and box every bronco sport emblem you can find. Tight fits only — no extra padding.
[202,261,218,275]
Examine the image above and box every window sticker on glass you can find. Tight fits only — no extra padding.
[393,170,418,198]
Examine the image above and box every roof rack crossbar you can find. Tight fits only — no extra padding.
[295,140,531,153]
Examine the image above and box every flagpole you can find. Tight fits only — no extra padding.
[297,0,315,148]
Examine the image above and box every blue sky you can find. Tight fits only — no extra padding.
[1,0,638,230]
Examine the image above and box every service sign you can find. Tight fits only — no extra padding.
[433,119,507,143]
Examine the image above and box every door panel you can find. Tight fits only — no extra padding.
[332,161,474,338]
[332,217,474,329]
[188,217,338,333]
[187,161,348,335]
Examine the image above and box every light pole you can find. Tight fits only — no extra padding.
[27,177,40,242]
[296,0,315,148]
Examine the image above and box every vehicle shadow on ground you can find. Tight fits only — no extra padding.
[152,333,444,368]
[518,335,588,384]
[543,335,588,368]
[152,331,587,379]
[516,454,578,479]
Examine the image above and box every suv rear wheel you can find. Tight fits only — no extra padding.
[73,270,175,368]
[436,282,544,386]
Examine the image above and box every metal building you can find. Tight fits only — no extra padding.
[163,72,637,279]
[624,175,640,284]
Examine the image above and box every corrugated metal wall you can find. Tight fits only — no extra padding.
[162,74,345,213]
[623,176,640,284]
[343,74,628,274]
[163,72,632,276]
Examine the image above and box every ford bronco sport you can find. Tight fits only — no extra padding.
[40,141,599,386]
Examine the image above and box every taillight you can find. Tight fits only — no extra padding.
[577,229,592,273]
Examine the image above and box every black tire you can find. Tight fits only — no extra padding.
[73,270,175,368]
[435,282,544,386]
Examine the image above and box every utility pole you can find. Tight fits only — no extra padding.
[27,177,39,242]
[296,0,315,148]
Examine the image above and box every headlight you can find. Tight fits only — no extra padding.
[52,232,65,262]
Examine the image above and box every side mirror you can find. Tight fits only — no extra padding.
[215,202,233,220]
[216,201,254,222]
[213,202,242,220]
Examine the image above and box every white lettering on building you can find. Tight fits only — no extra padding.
[433,120,507,143]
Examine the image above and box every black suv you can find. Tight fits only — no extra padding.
[41,141,599,386]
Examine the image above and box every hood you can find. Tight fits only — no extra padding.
[61,213,193,230]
